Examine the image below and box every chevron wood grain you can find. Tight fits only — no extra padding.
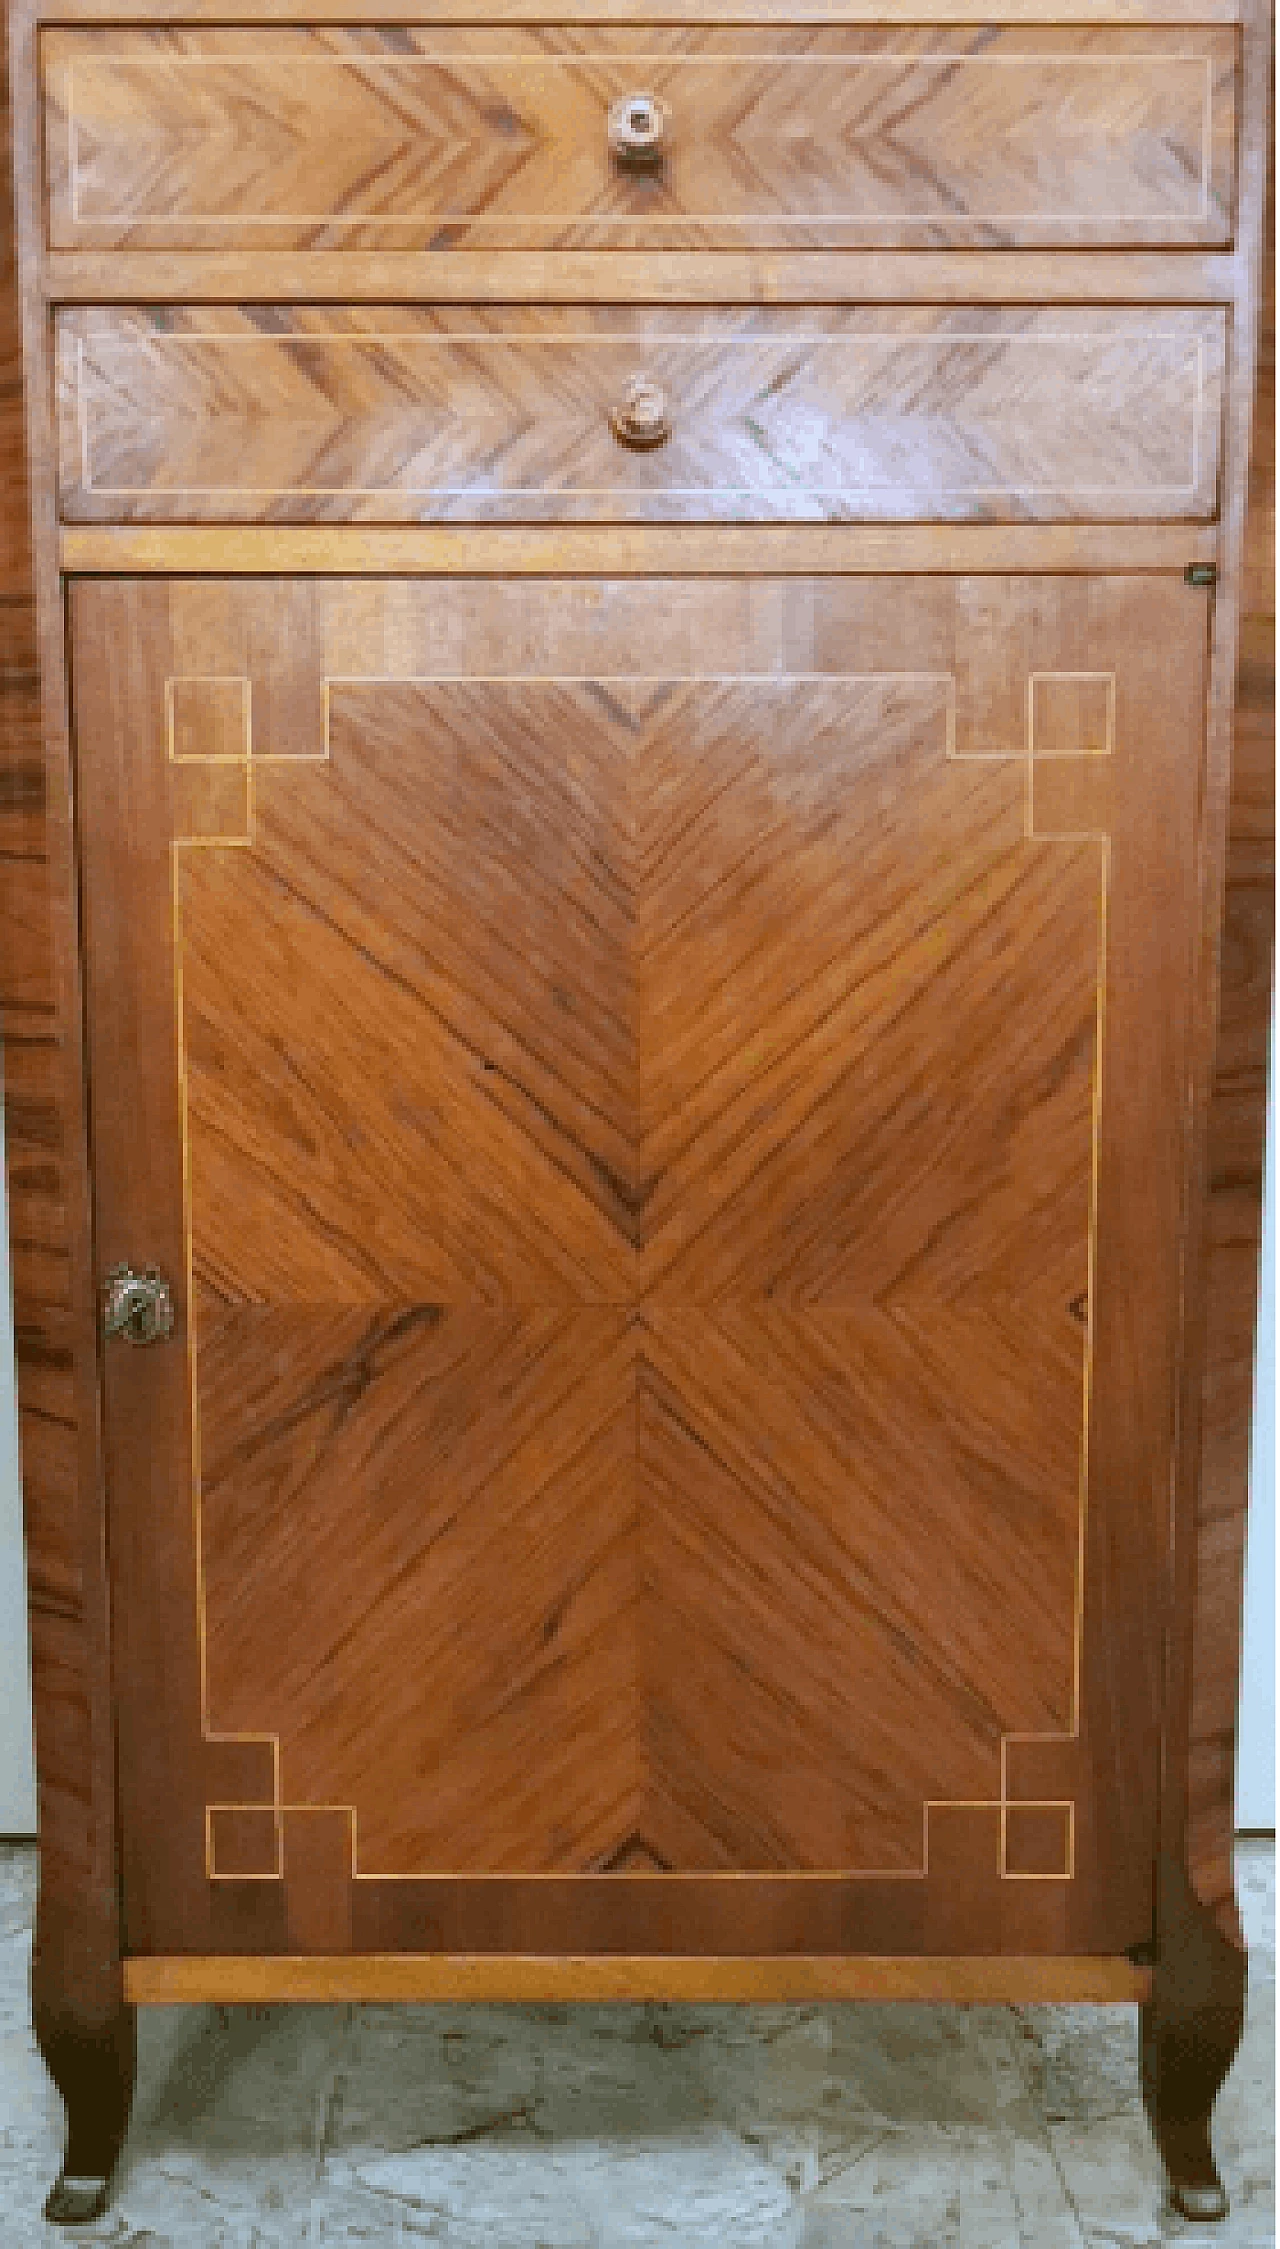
[65,573,1210,1957]
[56,307,1226,526]
[41,26,1237,253]
[185,672,1091,1875]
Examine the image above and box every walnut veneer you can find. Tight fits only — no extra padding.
[57,306,1227,522]
[43,26,1238,251]
[2,0,1272,2228]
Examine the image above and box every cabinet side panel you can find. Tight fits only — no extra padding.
[1189,139,1275,1930]
[3,0,124,2026]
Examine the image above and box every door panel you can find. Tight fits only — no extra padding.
[71,576,1204,1958]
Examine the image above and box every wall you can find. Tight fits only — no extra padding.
[1238,1045,1275,1831]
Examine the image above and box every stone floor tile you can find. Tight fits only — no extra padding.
[561,2124,801,2248]
[1212,1974,1276,2229]
[1043,2101,1273,2247]
[1040,2110,1169,2245]
[0,2016,62,2156]
[531,2017,710,2142]
[91,2151,328,2248]
[125,2001,347,2160]
[798,2123,1057,2249]
[680,2010,887,2193]
[331,2004,540,2152]
[1237,1843,1275,1971]
[303,2177,469,2242]
[820,2001,1036,2129]
[0,1845,36,1944]
[1008,2001,1140,2126]
[327,2141,597,2247]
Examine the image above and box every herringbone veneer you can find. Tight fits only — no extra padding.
[43,26,1236,251]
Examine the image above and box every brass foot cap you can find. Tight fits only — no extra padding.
[44,2171,111,2226]
[1169,2180,1230,2224]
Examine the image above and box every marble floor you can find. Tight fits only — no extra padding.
[0,1843,1272,2248]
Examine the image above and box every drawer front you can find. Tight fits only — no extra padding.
[58,307,1226,526]
[43,26,1237,252]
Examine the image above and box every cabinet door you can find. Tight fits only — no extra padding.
[72,574,1205,1962]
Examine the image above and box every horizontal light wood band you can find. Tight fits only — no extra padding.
[124,1954,1154,2005]
[42,252,1243,307]
[60,525,1220,577]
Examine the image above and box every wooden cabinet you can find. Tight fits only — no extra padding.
[4,0,1270,2230]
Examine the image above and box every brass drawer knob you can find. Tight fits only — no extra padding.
[610,375,672,451]
[608,92,670,167]
[102,1262,175,1346]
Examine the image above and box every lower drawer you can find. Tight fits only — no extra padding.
[57,305,1225,525]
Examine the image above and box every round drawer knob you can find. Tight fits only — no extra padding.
[610,376,672,451]
[608,91,670,166]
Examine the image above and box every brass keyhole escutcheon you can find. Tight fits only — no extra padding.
[610,375,673,451]
[608,91,670,167]
[102,1263,176,1346]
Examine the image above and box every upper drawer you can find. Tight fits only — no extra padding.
[43,26,1237,252]
[57,306,1226,524]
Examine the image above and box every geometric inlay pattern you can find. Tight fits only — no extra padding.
[1029,672,1115,763]
[206,1803,281,1881]
[1003,1802,1075,1881]
[174,675,1105,1878]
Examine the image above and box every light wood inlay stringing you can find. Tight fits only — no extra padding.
[41,26,1238,251]
[161,619,1114,1884]
[57,306,1226,525]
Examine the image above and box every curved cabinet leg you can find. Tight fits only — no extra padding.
[1140,1854,1247,2223]
[32,1982,136,2225]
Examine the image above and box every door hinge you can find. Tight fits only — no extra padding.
[1184,563,1218,587]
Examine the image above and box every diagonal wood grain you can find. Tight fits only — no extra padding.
[182,665,1095,1874]
[639,1302,1081,1871]
[199,1301,644,1874]
[43,26,1237,252]
[184,681,638,1305]
[57,306,1226,526]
